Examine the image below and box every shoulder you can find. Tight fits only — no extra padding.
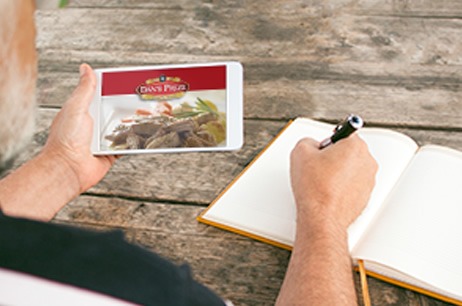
[0,213,225,306]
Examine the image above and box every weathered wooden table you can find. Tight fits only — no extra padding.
[26,0,462,305]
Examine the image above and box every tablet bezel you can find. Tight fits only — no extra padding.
[89,62,243,155]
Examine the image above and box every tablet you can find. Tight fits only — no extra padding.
[89,62,243,155]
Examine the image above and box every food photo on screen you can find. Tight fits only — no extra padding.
[99,65,227,151]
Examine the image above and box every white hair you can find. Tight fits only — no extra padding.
[0,1,37,170]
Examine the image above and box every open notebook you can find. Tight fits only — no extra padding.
[198,118,462,305]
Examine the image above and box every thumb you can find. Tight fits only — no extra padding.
[66,63,97,111]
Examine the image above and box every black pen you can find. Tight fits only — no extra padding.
[319,114,364,149]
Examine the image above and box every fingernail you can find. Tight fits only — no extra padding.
[79,64,87,77]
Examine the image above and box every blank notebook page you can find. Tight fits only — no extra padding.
[352,145,462,298]
[202,118,418,248]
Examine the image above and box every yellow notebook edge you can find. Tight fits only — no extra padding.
[353,266,462,306]
[196,216,293,251]
[197,119,296,250]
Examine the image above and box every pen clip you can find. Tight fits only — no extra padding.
[333,115,350,132]
[334,123,343,132]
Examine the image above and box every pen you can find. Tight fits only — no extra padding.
[319,114,364,149]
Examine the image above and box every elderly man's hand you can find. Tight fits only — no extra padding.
[290,135,378,231]
[277,135,378,306]
[42,64,117,194]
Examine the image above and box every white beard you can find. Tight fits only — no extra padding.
[0,1,37,170]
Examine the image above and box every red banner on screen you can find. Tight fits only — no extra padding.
[102,66,226,97]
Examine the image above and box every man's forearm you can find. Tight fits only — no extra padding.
[276,217,357,305]
[0,151,80,221]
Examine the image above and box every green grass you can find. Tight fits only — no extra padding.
[59,0,69,8]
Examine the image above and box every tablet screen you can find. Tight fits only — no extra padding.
[99,65,227,152]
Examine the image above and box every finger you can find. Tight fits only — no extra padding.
[294,137,320,152]
[297,137,319,147]
[102,154,118,165]
[66,63,97,111]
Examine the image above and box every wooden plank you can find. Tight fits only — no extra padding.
[54,195,431,306]
[8,108,462,204]
[67,0,462,19]
[242,79,462,127]
[37,48,462,81]
[355,0,462,18]
[4,109,286,203]
[37,69,462,128]
[67,0,193,9]
[35,8,462,66]
[35,2,462,128]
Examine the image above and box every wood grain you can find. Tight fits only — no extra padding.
[37,68,462,128]
[55,195,451,306]
[36,5,462,64]
[53,195,426,306]
[66,0,462,20]
[28,1,462,304]
[36,1,462,128]
[9,109,462,204]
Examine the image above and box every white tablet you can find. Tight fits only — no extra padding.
[89,62,243,155]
